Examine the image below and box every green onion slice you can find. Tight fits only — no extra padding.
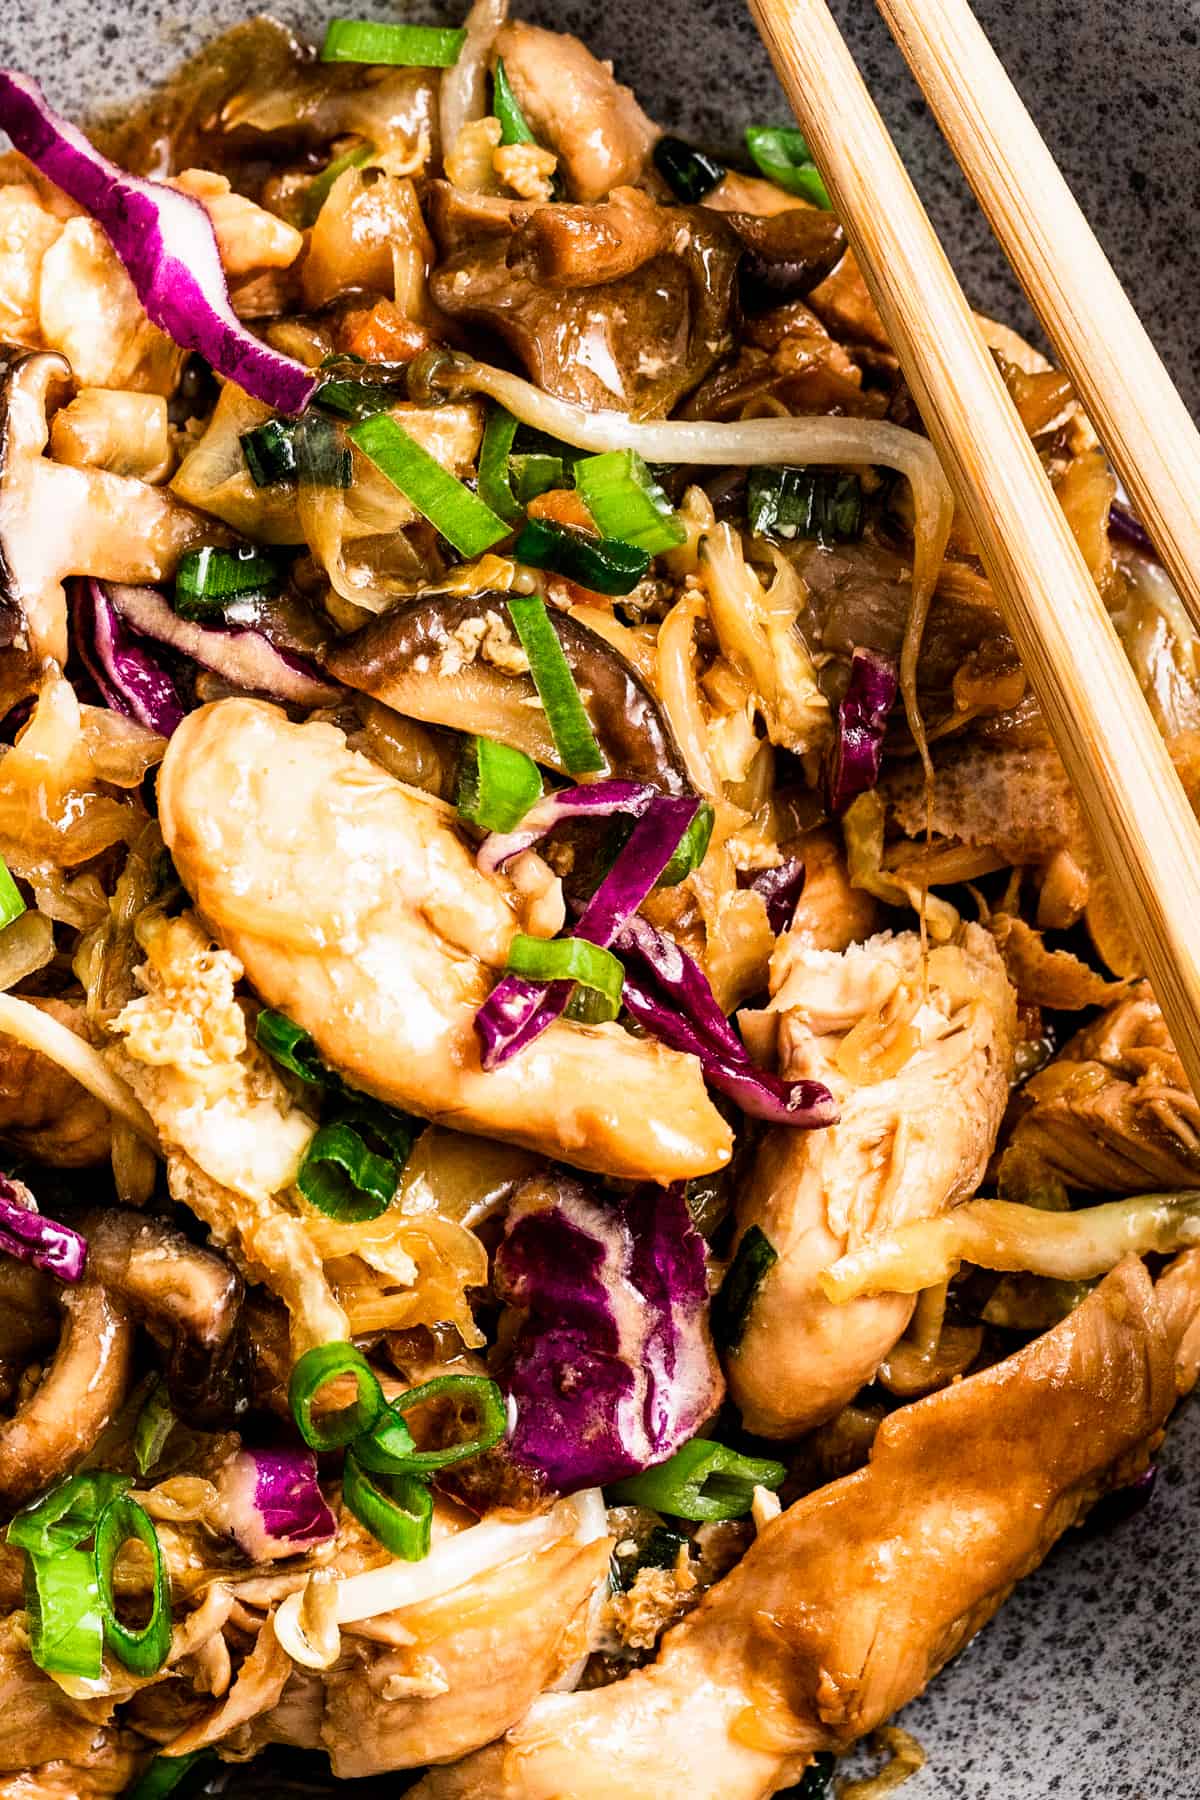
[255,1009,327,1087]
[745,125,832,209]
[294,410,354,490]
[0,858,25,931]
[303,140,375,225]
[511,452,566,506]
[356,1373,508,1476]
[506,594,605,776]
[349,413,510,558]
[514,517,649,598]
[711,1224,779,1353]
[493,57,535,147]
[94,1494,172,1676]
[343,1453,433,1559]
[297,1122,397,1222]
[320,19,466,66]
[505,934,624,1022]
[7,1472,132,1558]
[174,545,281,621]
[133,1379,176,1478]
[746,467,862,543]
[240,417,299,487]
[656,801,715,887]
[23,1548,104,1679]
[124,1750,214,1800]
[456,735,543,834]
[611,1523,689,1590]
[289,1342,385,1451]
[653,135,726,203]
[476,406,523,527]
[608,1438,786,1521]
[574,449,686,555]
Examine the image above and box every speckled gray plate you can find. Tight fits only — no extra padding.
[4,1,1200,1794]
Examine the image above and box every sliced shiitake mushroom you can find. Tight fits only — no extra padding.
[725,208,848,312]
[323,591,691,791]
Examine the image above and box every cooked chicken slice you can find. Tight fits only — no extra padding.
[415,1255,1186,1800]
[728,924,1015,1438]
[158,700,731,1182]
[492,23,659,202]
[771,829,880,960]
[1005,982,1200,1192]
[0,995,111,1165]
[0,1617,137,1786]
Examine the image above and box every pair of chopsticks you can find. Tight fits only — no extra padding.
[747,0,1200,1099]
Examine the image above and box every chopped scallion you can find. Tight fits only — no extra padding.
[745,125,831,209]
[513,517,649,598]
[289,1341,384,1452]
[94,1493,172,1675]
[653,135,727,204]
[24,1546,104,1678]
[349,413,510,558]
[124,1751,214,1800]
[493,57,535,147]
[575,449,686,555]
[0,858,25,930]
[174,545,281,621]
[608,1437,786,1521]
[611,1524,689,1589]
[342,1452,433,1559]
[297,1121,397,1222]
[255,1009,326,1086]
[746,466,862,543]
[239,416,299,486]
[511,452,566,506]
[294,409,354,489]
[505,933,625,1021]
[7,1472,132,1559]
[476,406,523,527]
[320,19,466,66]
[657,800,714,886]
[456,735,543,834]
[302,140,375,225]
[506,595,605,775]
[355,1373,507,1475]
[711,1224,778,1353]
[133,1378,175,1478]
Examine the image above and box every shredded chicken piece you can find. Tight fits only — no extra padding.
[494,142,558,203]
[170,170,303,274]
[0,996,111,1167]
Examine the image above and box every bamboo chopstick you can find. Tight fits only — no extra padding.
[746,0,1200,1096]
[874,0,1200,638]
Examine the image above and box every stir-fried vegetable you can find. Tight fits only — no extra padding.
[746,467,863,543]
[320,19,467,66]
[745,125,832,208]
[506,595,606,774]
[94,1493,172,1674]
[239,417,300,487]
[505,934,626,1023]
[653,135,727,203]
[574,449,686,555]
[0,861,24,932]
[173,545,281,621]
[711,1225,779,1353]
[349,413,510,558]
[514,517,650,597]
[609,1437,786,1521]
[23,1547,104,1678]
[132,1379,176,1477]
[0,1173,87,1282]
[456,735,544,834]
[493,57,535,146]
[289,1342,385,1451]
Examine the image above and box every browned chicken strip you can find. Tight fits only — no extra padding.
[415,1254,1192,1800]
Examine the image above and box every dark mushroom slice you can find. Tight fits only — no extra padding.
[0,346,215,664]
[724,209,848,312]
[0,1281,134,1505]
[323,592,692,792]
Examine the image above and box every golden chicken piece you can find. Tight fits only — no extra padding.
[158,700,731,1183]
[415,1254,1191,1800]
[728,925,1015,1438]
[0,996,111,1166]
[1005,982,1200,1193]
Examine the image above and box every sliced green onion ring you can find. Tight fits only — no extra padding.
[476,406,523,527]
[133,1379,176,1478]
[506,594,605,776]
[7,1471,132,1559]
[505,934,625,1022]
[349,413,510,558]
[23,1547,104,1678]
[456,735,543,834]
[125,1750,214,1800]
[240,417,299,487]
[357,1373,508,1476]
[608,1438,786,1522]
[303,140,375,225]
[343,1452,433,1559]
[289,1342,385,1451]
[0,859,25,931]
[513,517,649,598]
[297,1122,397,1222]
[657,800,714,887]
[652,135,727,203]
[711,1224,779,1353]
[320,19,466,66]
[574,449,686,555]
[255,1009,327,1087]
[746,466,862,543]
[174,545,281,621]
[745,125,831,209]
[493,57,535,146]
[94,1493,172,1676]
[510,452,565,506]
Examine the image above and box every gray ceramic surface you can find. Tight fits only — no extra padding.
[4,0,1200,1794]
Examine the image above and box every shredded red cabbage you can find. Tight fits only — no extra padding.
[107,585,339,708]
[495,1177,720,1490]
[0,1173,86,1282]
[476,778,657,877]
[0,73,315,414]
[827,646,898,815]
[74,581,185,737]
[737,856,806,935]
[1109,499,1157,560]
[474,794,698,1069]
[615,915,837,1127]
[218,1448,336,1561]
